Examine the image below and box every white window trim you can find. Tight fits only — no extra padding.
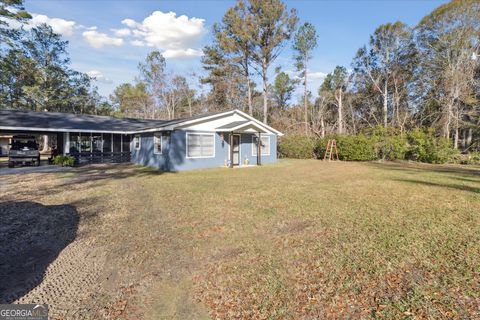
[186,132,216,159]
[134,134,141,150]
[153,133,163,154]
[252,135,270,156]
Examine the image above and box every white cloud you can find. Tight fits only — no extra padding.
[78,25,97,31]
[111,28,131,37]
[82,30,124,49]
[120,11,207,58]
[307,71,328,81]
[163,48,203,58]
[87,70,112,83]
[29,14,76,36]
[283,69,327,82]
[121,18,137,28]
[130,40,146,47]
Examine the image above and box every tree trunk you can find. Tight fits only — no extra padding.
[262,59,268,124]
[394,78,401,130]
[349,101,356,135]
[247,79,253,115]
[454,126,459,149]
[461,129,466,151]
[444,102,453,139]
[304,56,309,135]
[246,63,253,116]
[466,128,472,149]
[383,81,388,128]
[320,116,325,138]
[336,89,343,135]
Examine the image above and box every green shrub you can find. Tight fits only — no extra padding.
[313,137,328,159]
[405,129,457,164]
[279,128,459,164]
[53,155,63,166]
[453,151,480,165]
[315,135,377,161]
[365,126,408,160]
[429,137,458,164]
[278,135,316,159]
[53,155,76,167]
[337,135,377,161]
[405,129,430,162]
[63,155,75,167]
[378,135,408,160]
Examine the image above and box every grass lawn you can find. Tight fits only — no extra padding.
[1,160,479,319]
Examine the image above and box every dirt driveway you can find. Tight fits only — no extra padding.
[0,164,210,319]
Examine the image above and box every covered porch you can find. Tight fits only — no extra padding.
[217,120,270,168]
[0,130,132,166]
[65,132,131,164]
[0,109,148,166]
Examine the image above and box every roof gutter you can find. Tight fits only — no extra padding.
[0,126,135,134]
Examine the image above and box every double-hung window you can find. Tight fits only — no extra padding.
[134,135,141,150]
[186,133,215,158]
[154,133,164,154]
[252,135,270,156]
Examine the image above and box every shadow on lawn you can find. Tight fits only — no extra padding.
[393,178,480,194]
[3,163,173,200]
[367,161,480,194]
[367,161,480,178]
[65,163,172,185]
[0,201,79,303]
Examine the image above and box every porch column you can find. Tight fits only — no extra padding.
[90,133,93,161]
[257,132,261,166]
[64,132,70,155]
[229,132,234,168]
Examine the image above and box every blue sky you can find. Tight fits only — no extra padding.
[23,0,446,99]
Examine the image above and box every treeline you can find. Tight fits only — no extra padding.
[0,0,111,114]
[116,0,479,152]
[278,128,480,164]
[110,51,197,120]
[1,0,479,152]
[198,0,480,152]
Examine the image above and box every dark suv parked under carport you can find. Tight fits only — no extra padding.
[8,136,40,168]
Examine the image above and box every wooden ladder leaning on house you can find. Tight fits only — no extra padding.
[323,139,339,161]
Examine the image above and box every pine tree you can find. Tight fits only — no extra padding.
[293,22,318,134]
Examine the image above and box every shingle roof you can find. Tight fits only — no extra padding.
[216,121,249,130]
[0,108,227,133]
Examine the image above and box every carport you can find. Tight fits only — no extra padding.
[0,109,167,164]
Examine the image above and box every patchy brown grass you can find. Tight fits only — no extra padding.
[1,160,479,319]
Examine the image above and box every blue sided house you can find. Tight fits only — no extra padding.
[0,108,283,171]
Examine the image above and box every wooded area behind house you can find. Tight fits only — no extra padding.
[1,0,479,153]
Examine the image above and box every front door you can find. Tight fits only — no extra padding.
[232,134,240,166]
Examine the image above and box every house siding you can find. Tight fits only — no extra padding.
[130,130,277,171]
[238,133,276,166]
